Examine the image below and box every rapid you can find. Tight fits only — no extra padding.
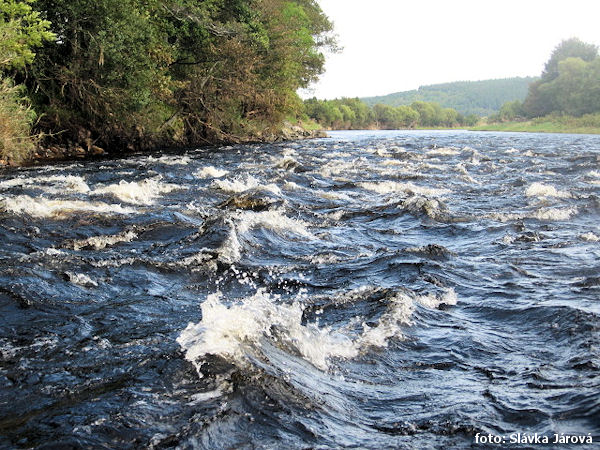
[0,130,599,448]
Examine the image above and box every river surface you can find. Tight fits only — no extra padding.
[0,130,599,448]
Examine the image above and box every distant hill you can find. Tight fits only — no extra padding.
[361,77,537,117]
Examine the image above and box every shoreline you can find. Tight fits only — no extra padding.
[0,124,327,168]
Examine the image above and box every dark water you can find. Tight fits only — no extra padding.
[1,130,599,449]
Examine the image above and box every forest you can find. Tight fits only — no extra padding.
[361,77,536,117]
[0,0,334,163]
[303,97,478,130]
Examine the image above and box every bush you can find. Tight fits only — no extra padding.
[0,77,36,163]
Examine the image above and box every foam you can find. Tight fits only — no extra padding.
[525,182,570,199]
[212,210,312,265]
[489,207,577,222]
[234,209,312,237]
[0,195,135,218]
[177,290,358,373]
[146,155,191,165]
[0,174,90,193]
[532,207,577,221]
[212,175,281,195]
[70,230,138,250]
[581,232,600,242]
[65,272,98,287]
[177,285,458,375]
[426,147,460,156]
[92,177,182,205]
[194,166,229,179]
[360,181,450,197]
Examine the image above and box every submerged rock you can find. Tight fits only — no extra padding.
[218,189,283,212]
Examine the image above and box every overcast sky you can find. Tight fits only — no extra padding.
[301,0,600,99]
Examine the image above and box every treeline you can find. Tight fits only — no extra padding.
[0,0,334,163]
[361,77,536,117]
[303,98,479,130]
[493,38,600,122]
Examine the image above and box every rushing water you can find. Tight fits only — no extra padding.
[0,130,599,448]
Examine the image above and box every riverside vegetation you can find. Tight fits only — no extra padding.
[478,38,600,134]
[0,0,334,164]
[304,38,600,135]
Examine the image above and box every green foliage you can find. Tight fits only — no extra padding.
[22,0,334,151]
[0,76,36,162]
[361,77,536,117]
[490,100,525,122]
[304,97,473,130]
[0,0,54,70]
[540,38,598,82]
[520,38,600,119]
[473,113,600,135]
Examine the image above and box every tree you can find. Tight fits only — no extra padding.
[523,38,600,117]
[0,0,54,70]
[541,38,598,82]
[0,0,54,162]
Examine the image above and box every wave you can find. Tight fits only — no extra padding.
[92,177,182,205]
[360,181,450,197]
[67,230,138,250]
[525,182,570,199]
[488,207,578,222]
[0,174,91,194]
[211,175,281,195]
[0,195,135,218]
[177,285,458,376]
[194,166,229,178]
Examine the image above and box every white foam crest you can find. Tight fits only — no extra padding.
[178,286,458,374]
[456,163,478,184]
[489,207,577,222]
[360,181,450,197]
[194,166,229,179]
[581,232,600,242]
[234,209,312,238]
[65,272,98,287]
[283,181,300,190]
[274,155,300,170]
[381,159,405,166]
[212,175,281,195]
[0,174,90,193]
[217,224,243,265]
[92,177,182,205]
[359,292,414,348]
[211,210,312,265]
[0,195,135,218]
[416,288,458,308]
[532,207,577,221]
[401,196,446,219]
[146,155,191,165]
[525,182,570,199]
[177,290,358,373]
[70,230,138,250]
[317,190,352,201]
[319,159,362,177]
[426,147,460,156]
[587,170,600,178]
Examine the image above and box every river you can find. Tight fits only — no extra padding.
[0,130,599,448]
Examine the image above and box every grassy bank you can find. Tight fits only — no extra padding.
[471,113,600,134]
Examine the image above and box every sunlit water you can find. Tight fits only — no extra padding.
[1,130,599,448]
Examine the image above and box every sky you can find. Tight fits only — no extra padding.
[301,0,600,99]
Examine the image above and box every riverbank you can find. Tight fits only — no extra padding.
[471,114,600,135]
[0,122,327,167]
